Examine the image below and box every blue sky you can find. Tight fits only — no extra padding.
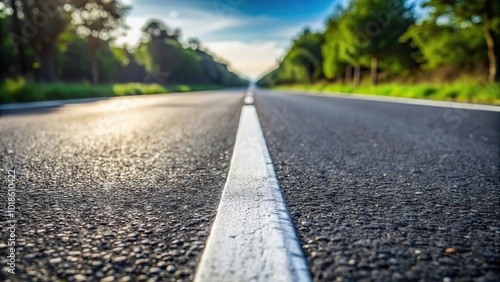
[117,0,426,80]
[117,0,342,80]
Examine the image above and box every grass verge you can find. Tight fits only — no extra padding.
[274,82,500,105]
[0,78,224,104]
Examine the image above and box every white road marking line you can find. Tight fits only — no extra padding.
[244,96,255,104]
[269,89,500,112]
[194,105,311,282]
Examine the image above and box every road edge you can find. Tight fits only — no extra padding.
[265,88,500,112]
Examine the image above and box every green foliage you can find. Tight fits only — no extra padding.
[0,78,112,103]
[400,0,500,83]
[113,83,167,96]
[18,0,71,81]
[261,0,415,87]
[0,6,246,90]
[259,28,324,86]
[134,20,244,86]
[260,0,499,96]
[134,43,155,73]
[70,0,130,38]
[1,3,246,88]
[97,46,120,83]
[275,82,500,104]
[111,47,131,66]
[287,29,324,82]
[402,9,487,69]
[348,0,413,60]
[322,11,345,79]
[55,35,121,83]
[0,78,225,104]
[0,10,20,77]
[0,78,38,103]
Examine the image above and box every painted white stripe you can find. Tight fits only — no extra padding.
[271,89,500,112]
[194,105,311,282]
[244,96,255,105]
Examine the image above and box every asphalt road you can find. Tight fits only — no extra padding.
[1,89,499,282]
[255,90,500,281]
[0,91,242,281]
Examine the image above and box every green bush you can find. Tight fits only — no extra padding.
[1,78,39,103]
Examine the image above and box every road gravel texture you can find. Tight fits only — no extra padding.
[255,90,500,282]
[0,92,242,282]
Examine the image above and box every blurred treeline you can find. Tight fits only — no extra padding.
[258,0,500,87]
[0,0,246,86]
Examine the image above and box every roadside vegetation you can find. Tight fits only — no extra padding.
[0,78,223,104]
[0,1,246,104]
[276,82,500,104]
[258,0,500,104]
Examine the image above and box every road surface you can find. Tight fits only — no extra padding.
[0,91,242,281]
[1,89,499,281]
[255,89,500,281]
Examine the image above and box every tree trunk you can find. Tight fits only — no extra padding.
[337,74,343,84]
[353,63,361,87]
[483,6,498,82]
[10,0,28,75]
[88,36,101,84]
[371,55,379,86]
[345,65,352,84]
[38,50,57,82]
[91,57,99,84]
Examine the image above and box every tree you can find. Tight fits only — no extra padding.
[188,38,200,50]
[341,0,414,85]
[70,0,129,84]
[20,0,70,82]
[290,28,325,83]
[264,28,324,85]
[412,0,500,82]
[481,0,500,82]
[58,37,91,82]
[333,4,365,86]
[142,19,170,41]
[1,4,23,79]
[402,20,485,70]
[8,0,27,75]
[135,21,244,86]
[172,28,181,41]
[322,9,347,82]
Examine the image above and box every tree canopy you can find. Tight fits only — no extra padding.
[0,1,246,87]
[259,0,500,87]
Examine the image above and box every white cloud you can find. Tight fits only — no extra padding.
[113,3,318,80]
[115,14,288,80]
[203,41,286,80]
[115,8,249,47]
[169,11,178,18]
